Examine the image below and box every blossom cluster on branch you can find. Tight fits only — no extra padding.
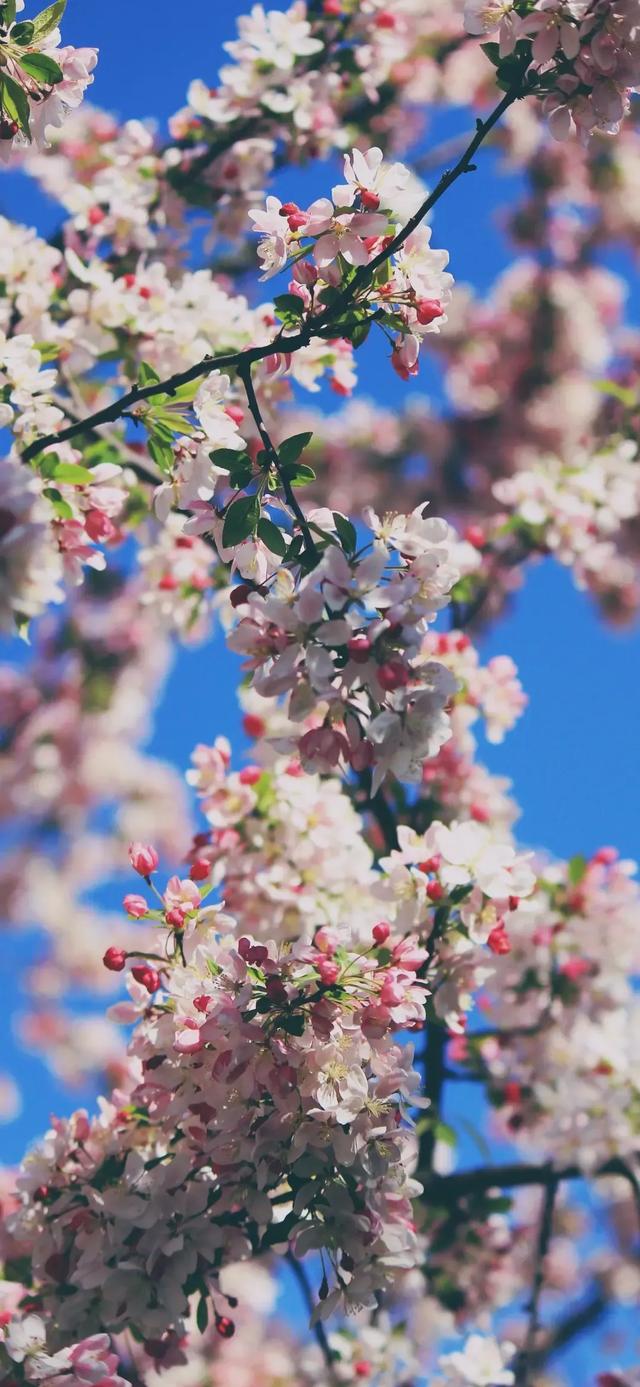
[1,0,640,1384]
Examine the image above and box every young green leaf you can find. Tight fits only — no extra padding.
[281,462,315,488]
[138,360,161,387]
[257,516,287,557]
[17,52,63,85]
[1,73,31,138]
[30,0,66,40]
[210,448,249,472]
[148,436,175,474]
[222,493,260,547]
[278,432,313,467]
[11,20,35,42]
[1,0,17,27]
[49,461,94,485]
[333,512,357,554]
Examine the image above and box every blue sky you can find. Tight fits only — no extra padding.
[1,0,640,1370]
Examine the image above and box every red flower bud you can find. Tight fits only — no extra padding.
[243,712,266,738]
[103,947,127,972]
[378,659,410,692]
[215,1316,235,1339]
[347,633,372,663]
[131,964,161,993]
[487,923,511,955]
[372,921,391,944]
[415,297,444,325]
[360,189,380,211]
[189,858,211,882]
[426,880,445,902]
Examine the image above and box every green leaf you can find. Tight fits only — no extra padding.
[148,436,175,474]
[273,292,304,323]
[257,516,287,557]
[196,1295,209,1335]
[277,434,313,469]
[282,462,315,488]
[43,487,73,518]
[138,360,161,387]
[2,0,17,26]
[567,853,587,886]
[1,73,31,138]
[49,461,94,485]
[14,612,30,643]
[333,512,357,554]
[222,493,260,547]
[11,20,35,43]
[30,0,66,41]
[210,448,247,471]
[479,41,501,66]
[595,378,637,408]
[17,52,63,85]
[349,318,370,348]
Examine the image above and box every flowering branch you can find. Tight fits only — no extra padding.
[20,74,529,469]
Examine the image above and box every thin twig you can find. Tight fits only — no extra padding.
[286,1251,338,1383]
[21,76,529,467]
[238,360,318,562]
[515,1168,558,1387]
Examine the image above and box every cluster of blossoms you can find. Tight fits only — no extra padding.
[465,0,640,140]
[0,0,96,155]
[249,145,453,381]
[227,505,460,789]
[2,0,640,1381]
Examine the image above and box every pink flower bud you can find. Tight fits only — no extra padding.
[131,964,161,993]
[426,880,444,902]
[315,927,338,955]
[360,189,380,211]
[239,765,262,785]
[347,633,372,663]
[378,659,410,692]
[372,921,390,944]
[416,297,444,325]
[190,858,211,882]
[166,907,186,929]
[85,509,118,543]
[129,842,159,876]
[123,894,148,919]
[103,947,127,972]
[487,923,511,955]
[317,958,340,985]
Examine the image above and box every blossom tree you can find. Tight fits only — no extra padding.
[2,0,640,1385]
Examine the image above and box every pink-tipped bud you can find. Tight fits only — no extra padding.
[123,894,148,919]
[378,659,410,692]
[243,712,266,738]
[165,907,186,930]
[287,212,308,232]
[415,297,444,326]
[279,202,299,216]
[360,189,380,211]
[190,858,211,882]
[463,524,486,549]
[239,765,262,785]
[347,633,372,663]
[317,958,340,985]
[315,927,338,955]
[103,947,127,972]
[85,509,118,543]
[131,964,161,993]
[487,923,511,955]
[129,842,159,876]
[426,880,445,902]
[372,921,390,945]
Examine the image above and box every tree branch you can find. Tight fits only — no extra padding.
[515,1169,558,1387]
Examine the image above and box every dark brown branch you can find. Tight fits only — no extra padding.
[515,1169,558,1387]
[21,76,528,468]
[422,1154,640,1197]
